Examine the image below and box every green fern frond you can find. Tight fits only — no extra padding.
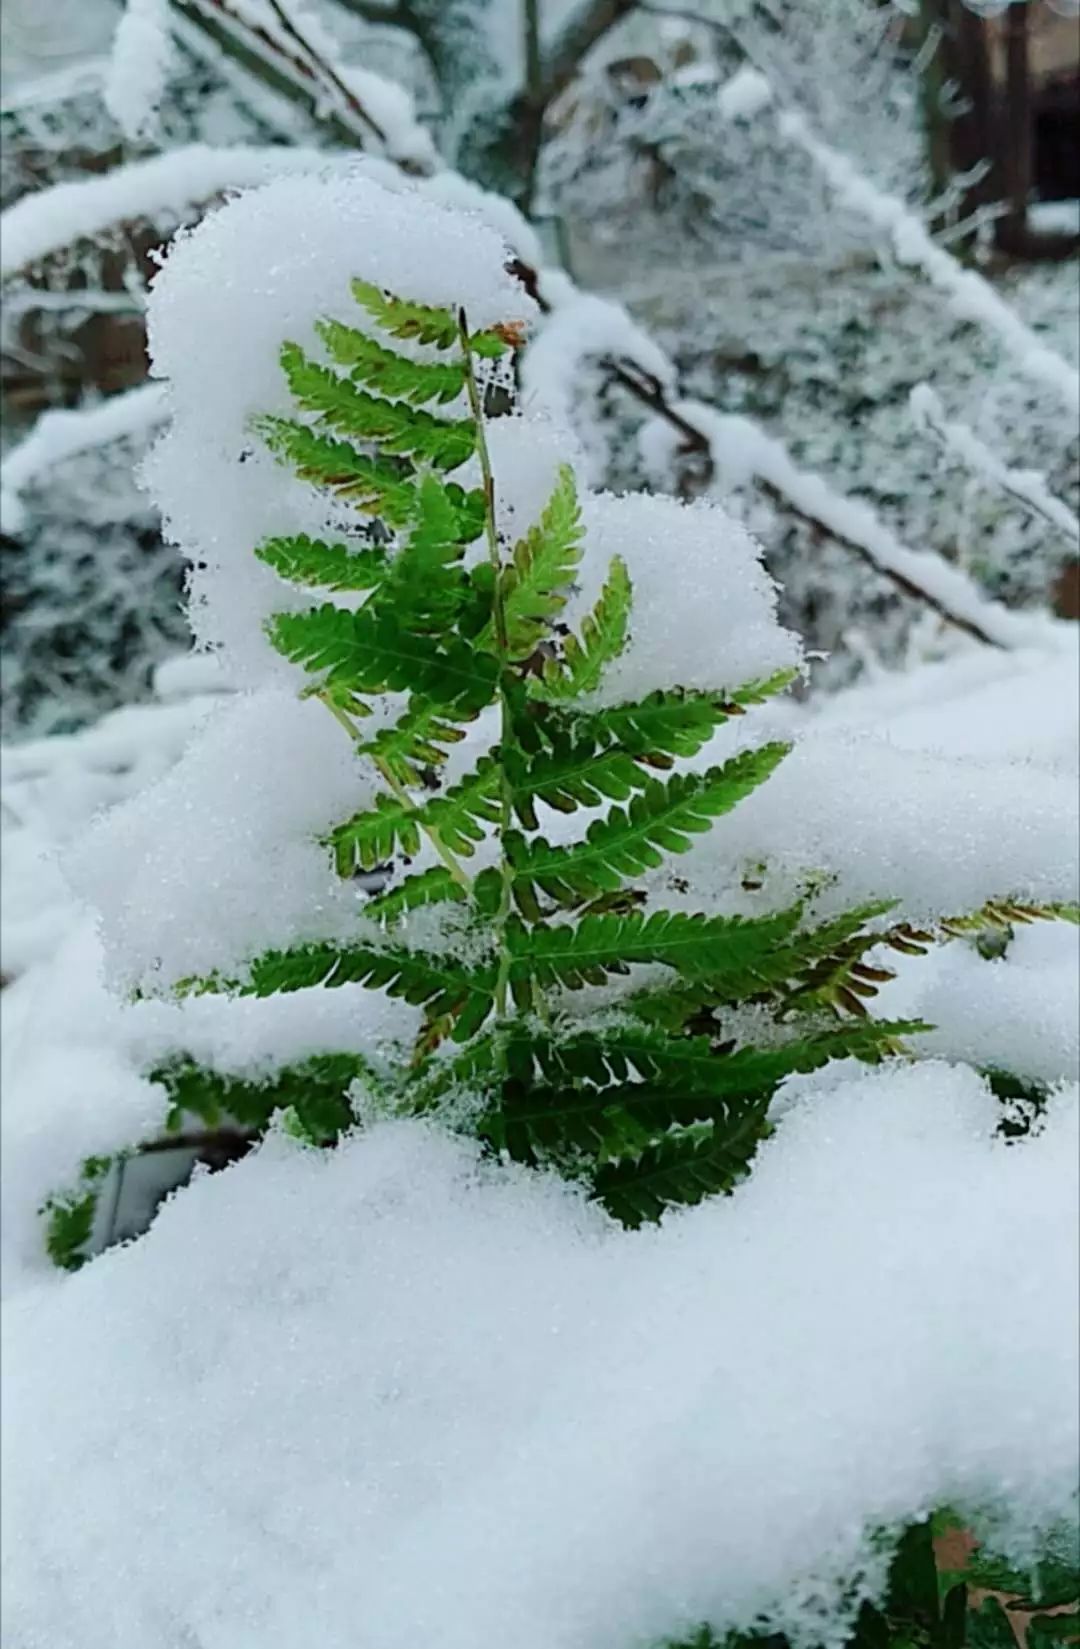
[555,670,799,768]
[591,1104,772,1226]
[258,416,416,522]
[358,698,473,785]
[539,554,632,700]
[419,759,502,855]
[280,344,475,469]
[484,1019,920,1164]
[507,744,790,911]
[152,1051,382,1140]
[350,279,459,349]
[326,793,421,874]
[496,465,584,660]
[626,901,898,1028]
[504,729,648,829]
[255,533,389,592]
[268,603,499,712]
[228,939,494,1039]
[506,906,802,993]
[363,866,469,923]
[570,1018,922,1089]
[316,317,466,404]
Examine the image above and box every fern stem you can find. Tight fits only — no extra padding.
[459,310,517,1023]
[316,690,472,893]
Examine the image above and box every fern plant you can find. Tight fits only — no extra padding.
[113,270,935,1230]
[42,269,1076,1274]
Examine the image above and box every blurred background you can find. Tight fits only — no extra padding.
[2,0,1077,741]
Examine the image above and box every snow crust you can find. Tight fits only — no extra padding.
[4,1068,1076,1648]
[882,920,1079,1087]
[666,728,1079,926]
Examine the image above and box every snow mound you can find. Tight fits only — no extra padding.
[573,491,802,704]
[3,1065,1076,1649]
[67,690,378,990]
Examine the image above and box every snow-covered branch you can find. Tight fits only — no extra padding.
[639,401,1062,652]
[104,0,176,139]
[0,144,329,276]
[1,384,168,533]
[170,0,436,167]
[910,384,1080,549]
[779,109,1080,417]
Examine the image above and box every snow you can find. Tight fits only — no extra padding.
[910,383,1079,547]
[521,292,676,484]
[640,400,1068,652]
[780,110,1080,416]
[219,0,437,169]
[881,920,1079,1088]
[1028,198,1080,237]
[0,916,422,1296]
[103,0,174,141]
[570,490,803,704]
[717,65,773,122]
[805,639,1080,770]
[144,170,537,680]
[3,1068,1076,1648]
[2,162,1077,1647]
[66,689,381,992]
[0,143,334,276]
[0,384,167,534]
[680,727,1080,925]
[482,410,588,543]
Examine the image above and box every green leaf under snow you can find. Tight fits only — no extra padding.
[590,1104,771,1226]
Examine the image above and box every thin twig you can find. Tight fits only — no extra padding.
[261,0,387,145]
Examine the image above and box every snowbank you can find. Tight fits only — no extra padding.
[3,1068,1076,1648]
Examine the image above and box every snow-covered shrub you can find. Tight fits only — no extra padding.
[5,175,1077,1649]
